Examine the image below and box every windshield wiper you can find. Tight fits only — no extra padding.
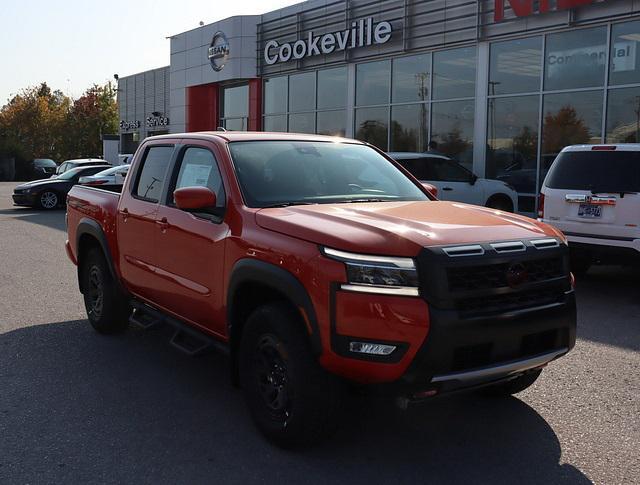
[261,201,317,208]
[343,198,388,203]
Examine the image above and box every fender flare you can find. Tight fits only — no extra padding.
[75,218,124,295]
[227,259,322,355]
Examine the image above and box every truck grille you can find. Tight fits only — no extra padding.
[447,257,564,292]
[416,241,571,319]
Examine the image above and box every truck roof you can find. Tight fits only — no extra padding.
[145,131,362,144]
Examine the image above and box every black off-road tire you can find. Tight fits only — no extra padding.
[482,369,542,397]
[81,247,130,334]
[239,302,343,448]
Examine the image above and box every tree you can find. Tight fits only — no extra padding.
[542,105,591,155]
[65,83,118,158]
[0,83,71,161]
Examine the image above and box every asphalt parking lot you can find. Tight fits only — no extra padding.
[0,181,638,484]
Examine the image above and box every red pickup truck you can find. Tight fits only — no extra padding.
[66,132,576,447]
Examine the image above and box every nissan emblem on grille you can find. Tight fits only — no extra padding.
[506,263,529,288]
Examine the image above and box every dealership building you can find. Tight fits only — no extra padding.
[117,0,640,214]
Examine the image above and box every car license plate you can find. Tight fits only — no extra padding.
[578,204,602,218]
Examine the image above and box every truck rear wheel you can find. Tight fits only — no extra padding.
[482,369,542,396]
[239,303,343,448]
[81,247,130,334]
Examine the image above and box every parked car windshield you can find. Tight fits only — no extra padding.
[34,159,56,167]
[545,151,640,192]
[228,141,428,208]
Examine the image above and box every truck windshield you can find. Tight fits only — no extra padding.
[228,141,428,208]
[545,151,640,192]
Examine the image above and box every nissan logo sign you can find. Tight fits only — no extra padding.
[208,31,230,72]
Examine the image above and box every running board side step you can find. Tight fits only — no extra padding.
[130,300,229,357]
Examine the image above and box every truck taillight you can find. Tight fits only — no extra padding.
[537,193,545,219]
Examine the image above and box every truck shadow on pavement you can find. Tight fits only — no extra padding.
[0,320,591,484]
[0,207,66,232]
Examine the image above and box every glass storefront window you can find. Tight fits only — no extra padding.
[223,118,247,131]
[356,60,391,106]
[289,72,316,113]
[431,100,475,168]
[609,21,640,86]
[318,68,347,110]
[544,27,607,91]
[289,112,315,134]
[263,115,287,132]
[486,95,540,195]
[355,107,389,150]
[390,104,428,152]
[317,110,346,137]
[264,76,287,114]
[606,86,640,143]
[222,84,248,118]
[433,47,477,100]
[489,37,542,95]
[541,90,603,182]
[392,54,430,103]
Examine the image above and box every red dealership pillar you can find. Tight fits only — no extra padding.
[248,78,263,132]
[186,83,219,132]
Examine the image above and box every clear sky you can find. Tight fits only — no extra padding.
[0,0,300,104]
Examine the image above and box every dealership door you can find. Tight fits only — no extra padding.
[219,83,248,131]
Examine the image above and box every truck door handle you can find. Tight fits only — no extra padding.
[119,208,129,221]
[156,217,169,231]
[442,187,454,191]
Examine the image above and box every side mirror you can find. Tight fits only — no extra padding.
[421,182,438,199]
[174,186,216,211]
[470,174,478,186]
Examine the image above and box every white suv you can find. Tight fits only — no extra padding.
[539,144,640,274]
[389,152,519,212]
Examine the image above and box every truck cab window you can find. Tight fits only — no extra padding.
[173,147,225,209]
[135,146,174,202]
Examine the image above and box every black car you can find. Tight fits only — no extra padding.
[12,165,111,209]
[16,158,58,181]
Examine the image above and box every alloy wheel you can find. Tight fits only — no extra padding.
[87,266,104,320]
[255,335,292,423]
[40,191,58,209]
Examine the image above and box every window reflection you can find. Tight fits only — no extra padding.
[606,87,640,143]
[318,68,347,110]
[355,107,389,150]
[544,27,607,91]
[392,54,430,103]
[289,72,316,112]
[390,104,428,152]
[222,84,248,118]
[610,21,640,86]
[264,77,287,114]
[317,110,346,137]
[489,37,542,95]
[487,95,539,194]
[356,60,391,106]
[289,112,315,134]
[433,47,477,100]
[541,90,603,184]
[431,100,474,169]
[263,115,287,132]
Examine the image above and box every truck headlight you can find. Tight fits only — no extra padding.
[322,247,420,296]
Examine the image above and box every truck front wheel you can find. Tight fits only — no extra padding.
[482,369,542,396]
[81,247,130,334]
[239,303,343,448]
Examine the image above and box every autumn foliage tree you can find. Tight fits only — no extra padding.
[542,105,591,155]
[0,81,118,168]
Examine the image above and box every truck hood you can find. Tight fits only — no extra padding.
[255,201,560,256]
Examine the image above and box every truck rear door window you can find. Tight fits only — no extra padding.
[546,151,640,192]
[134,146,174,202]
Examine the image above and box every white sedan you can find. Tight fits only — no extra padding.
[78,165,130,187]
[388,152,519,212]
